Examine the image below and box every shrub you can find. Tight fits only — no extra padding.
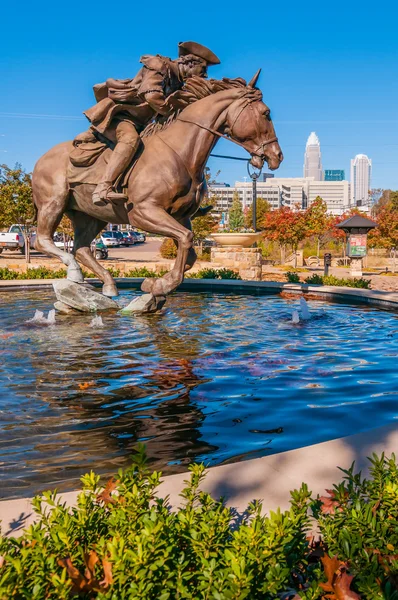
[0,445,312,599]
[187,268,241,280]
[125,267,167,278]
[313,452,398,599]
[1,450,397,599]
[160,237,177,259]
[305,274,371,289]
[0,266,68,280]
[83,267,120,279]
[286,271,301,283]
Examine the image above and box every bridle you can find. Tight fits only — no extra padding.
[176,92,278,159]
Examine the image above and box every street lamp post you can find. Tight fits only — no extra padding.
[247,161,262,231]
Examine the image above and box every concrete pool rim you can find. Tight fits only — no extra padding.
[1,277,398,311]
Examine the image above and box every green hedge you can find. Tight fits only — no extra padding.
[285,271,371,289]
[0,266,240,281]
[0,449,397,599]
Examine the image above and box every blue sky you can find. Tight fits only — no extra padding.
[1,0,397,189]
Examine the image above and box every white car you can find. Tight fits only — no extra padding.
[53,233,73,251]
[101,232,122,247]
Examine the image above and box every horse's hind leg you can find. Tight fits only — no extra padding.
[33,189,84,283]
[67,210,118,297]
[129,203,193,296]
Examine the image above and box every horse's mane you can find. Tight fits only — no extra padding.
[141,76,254,139]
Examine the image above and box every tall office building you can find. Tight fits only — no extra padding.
[304,132,323,180]
[324,169,345,181]
[350,154,372,207]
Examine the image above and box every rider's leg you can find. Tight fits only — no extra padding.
[93,121,140,206]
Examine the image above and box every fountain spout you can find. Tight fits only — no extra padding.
[299,297,310,320]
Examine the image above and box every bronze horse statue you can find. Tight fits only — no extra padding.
[32,71,283,303]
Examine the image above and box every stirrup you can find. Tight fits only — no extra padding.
[107,191,128,204]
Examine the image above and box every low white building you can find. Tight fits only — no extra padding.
[209,177,351,219]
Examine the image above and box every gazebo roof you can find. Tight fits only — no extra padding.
[336,215,377,231]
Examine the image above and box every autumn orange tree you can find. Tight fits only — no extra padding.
[305,196,332,257]
[368,191,398,251]
[261,206,310,266]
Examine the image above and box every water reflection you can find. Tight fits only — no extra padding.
[0,289,397,499]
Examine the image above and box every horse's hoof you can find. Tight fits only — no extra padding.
[67,266,84,284]
[102,283,118,297]
[141,278,155,293]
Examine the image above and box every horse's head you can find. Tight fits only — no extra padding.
[224,70,283,171]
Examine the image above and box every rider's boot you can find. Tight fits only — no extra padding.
[92,141,138,207]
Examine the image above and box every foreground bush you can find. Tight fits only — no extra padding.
[0,449,397,599]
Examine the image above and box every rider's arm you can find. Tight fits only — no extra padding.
[143,91,169,116]
[106,78,133,90]
[137,55,171,115]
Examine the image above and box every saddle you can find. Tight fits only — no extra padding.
[67,137,140,192]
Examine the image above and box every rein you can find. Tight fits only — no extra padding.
[176,98,278,159]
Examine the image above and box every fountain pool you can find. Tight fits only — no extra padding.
[1,288,397,499]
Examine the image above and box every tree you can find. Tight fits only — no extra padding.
[0,164,34,263]
[228,191,244,231]
[368,191,398,252]
[244,197,271,230]
[261,207,309,266]
[191,201,219,252]
[56,215,75,253]
[305,196,331,257]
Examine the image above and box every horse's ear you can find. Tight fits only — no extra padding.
[248,69,261,88]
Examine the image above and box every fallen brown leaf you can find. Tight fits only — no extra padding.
[96,477,118,505]
[100,558,113,588]
[319,555,361,599]
[78,381,95,390]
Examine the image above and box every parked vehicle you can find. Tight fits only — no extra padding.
[9,225,37,249]
[120,231,136,246]
[0,224,36,253]
[91,239,108,259]
[130,230,146,243]
[101,231,122,247]
[53,232,73,251]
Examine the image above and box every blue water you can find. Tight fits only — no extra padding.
[0,288,397,499]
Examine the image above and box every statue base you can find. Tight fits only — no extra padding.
[120,293,166,314]
[53,280,119,312]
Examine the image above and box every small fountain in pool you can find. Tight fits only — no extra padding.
[299,297,311,320]
[292,310,300,324]
[90,315,104,328]
[26,309,56,325]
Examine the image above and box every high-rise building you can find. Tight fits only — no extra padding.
[350,154,372,207]
[324,169,345,181]
[304,132,323,180]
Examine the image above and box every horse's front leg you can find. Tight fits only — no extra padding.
[129,203,193,297]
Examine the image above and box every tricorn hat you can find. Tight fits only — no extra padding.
[178,41,220,65]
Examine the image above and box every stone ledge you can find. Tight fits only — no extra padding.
[1,278,398,310]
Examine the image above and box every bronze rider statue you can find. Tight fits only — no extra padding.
[73,41,220,206]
